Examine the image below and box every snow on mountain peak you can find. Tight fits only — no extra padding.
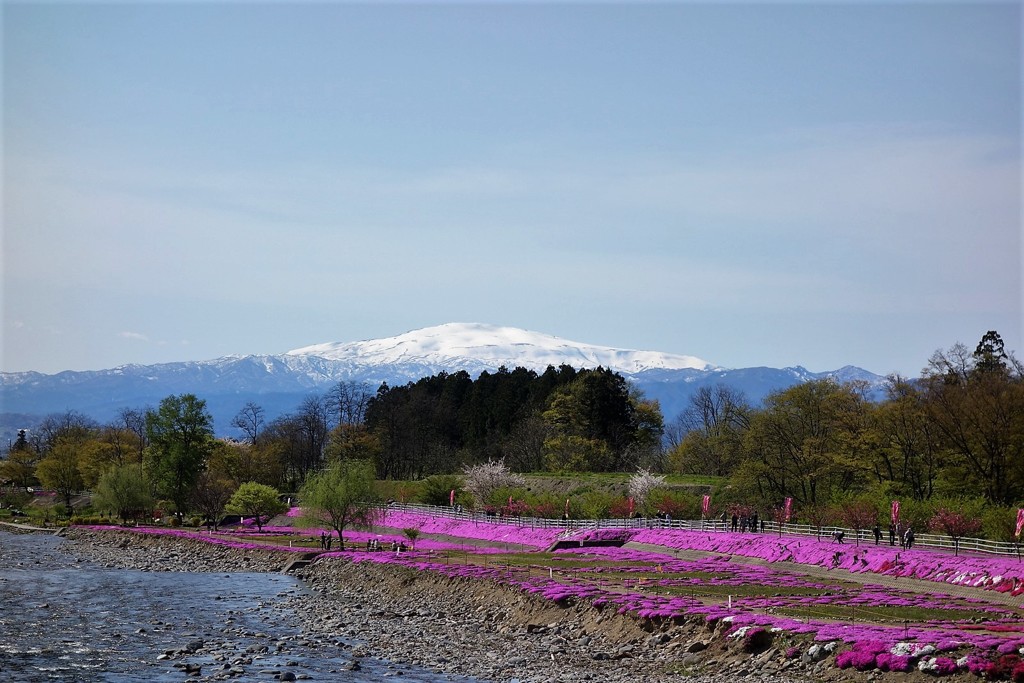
[286,323,714,375]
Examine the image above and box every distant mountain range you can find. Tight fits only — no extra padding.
[0,322,886,441]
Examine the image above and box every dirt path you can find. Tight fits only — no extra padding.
[624,541,1024,608]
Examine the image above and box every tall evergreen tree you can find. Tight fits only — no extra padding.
[973,330,1009,375]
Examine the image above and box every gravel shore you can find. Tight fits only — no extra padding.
[52,528,938,683]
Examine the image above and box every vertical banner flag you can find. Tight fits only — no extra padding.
[701,494,710,517]
[891,500,901,526]
[784,497,793,523]
[449,489,455,506]
[1015,508,1024,539]
[565,498,570,516]
[628,497,635,517]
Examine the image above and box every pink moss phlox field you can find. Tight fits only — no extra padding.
[458,530,1024,673]
[335,537,1021,663]
[380,510,564,549]
[329,529,507,554]
[77,513,1024,677]
[629,528,1024,596]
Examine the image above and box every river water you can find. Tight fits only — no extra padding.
[0,531,471,682]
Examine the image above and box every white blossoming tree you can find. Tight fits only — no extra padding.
[462,459,525,508]
[627,468,666,514]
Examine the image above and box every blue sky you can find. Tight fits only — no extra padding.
[3,2,1021,376]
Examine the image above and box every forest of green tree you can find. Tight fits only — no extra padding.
[2,332,1022,534]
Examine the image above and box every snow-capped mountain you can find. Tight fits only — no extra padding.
[287,323,714,376]
[0,323,885,440]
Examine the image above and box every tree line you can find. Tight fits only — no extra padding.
[1,331,1021,529]
[0,365,662,520]
[364,365,664,479]
[667,331,1024,513]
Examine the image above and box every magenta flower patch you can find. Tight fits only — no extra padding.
[76,511,1024,677]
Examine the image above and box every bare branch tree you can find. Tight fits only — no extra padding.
[232,402,265,444]
[327,381,373,426]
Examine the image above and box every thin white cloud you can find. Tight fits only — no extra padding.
[118,331,149,342]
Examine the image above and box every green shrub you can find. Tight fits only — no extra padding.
[69,515,113,525]
[0,487,32,511]
[419,474,463,506]
[574,490,617,520]
[982,505,1020,542]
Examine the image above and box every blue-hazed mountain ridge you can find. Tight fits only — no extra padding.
[1,323,886,440]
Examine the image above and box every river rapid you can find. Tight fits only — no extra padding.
[0,531,470,683]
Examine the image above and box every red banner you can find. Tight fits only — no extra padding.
[627,497,635,517]
[449,489,455,506]
[1015,508,1024,539]
[784,497,793,523]
[891,500,901,526]
[701,494,710,517]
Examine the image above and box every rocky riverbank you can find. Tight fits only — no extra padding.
[62,527,293,573]
[294,559,828,683]
[52,527,960,683]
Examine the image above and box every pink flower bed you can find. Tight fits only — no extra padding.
[331,515,1024,677]
[630,528,1024,596]
[342,539,1024,677]
[378,510,564,549]
[79,515,1024,677]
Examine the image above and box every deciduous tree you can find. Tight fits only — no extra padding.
[324,423,382,463]
[327,381,372,426]
[923,334,1024,504]
[627,468,666,514]
[930,506,983,556]
[1,430,38,488]
[838,499,879,546]
[742,379,866,506]
[231,402,265,444]
[93,463,153,523]
[462,459,525,508]
[145,394,214,519]
[867,376,943,501]
[226,482,286,531]
[31,411,98,455]
[192,472,236,530]
[298,459,381,544]
[669,385,750,477]
[35,436,84,516]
